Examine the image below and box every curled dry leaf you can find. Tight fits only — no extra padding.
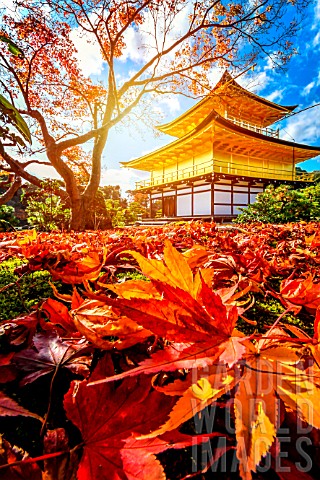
[0,436,42,480]
[280,274,320,312]
[71,299,153,349]
[49,250,107,284]
[42,298,77,335]
[42,428,79,480]
[0,311,39,347]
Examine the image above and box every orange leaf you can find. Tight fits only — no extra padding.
[72,299,152,349]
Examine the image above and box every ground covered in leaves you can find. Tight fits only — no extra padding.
[1,221,320,480]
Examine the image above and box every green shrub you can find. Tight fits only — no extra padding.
[0,205,19,231]
[236,183,320,223]
[0,257,61,321]
[23,180,70,231]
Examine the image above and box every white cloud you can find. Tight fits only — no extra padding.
[206,67,225,88]
[313,31,320,48]
[120,26,146,64]
[1,0,16,14]
[70,28,105,76]
[101,168,148,194]
[282,107,320,144]
[155,94,181,116]
[264,57,274,71]
[120,3,192,66]
[26,163,63,181]
[245,70,269,93]
[302,81,315,96]
[266,89,284,102]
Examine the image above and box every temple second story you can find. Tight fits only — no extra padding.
[157,71,296,139]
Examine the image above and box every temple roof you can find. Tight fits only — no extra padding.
[157,71,297,138]
[123,110,320,172]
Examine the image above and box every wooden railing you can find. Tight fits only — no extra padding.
[135,159,314,189]
[226,115,280,138]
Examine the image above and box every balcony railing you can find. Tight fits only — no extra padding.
[225,115,280,138]
[135,158,314,189]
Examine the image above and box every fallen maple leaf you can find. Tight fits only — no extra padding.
[71,299,153,349]
[41,298,77,335]
[0,391,42,421]
[49,250,107,284]
[13,332,92,385]
[42,428,78,480]
[234,340,320,480]
[140,363,236,437]
[91,275,242,385]
[0,312,39,347]
[64,356,179,480]
[123,239,214,300]
[280,274,320,312]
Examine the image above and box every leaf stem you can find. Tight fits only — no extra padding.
[0,450,68,470]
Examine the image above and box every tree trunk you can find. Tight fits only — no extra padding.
[69,197,84,230]
[0,176,22,205]
[69,196,97,230]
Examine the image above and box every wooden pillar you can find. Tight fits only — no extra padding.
[292,146,295,180]
[149,193,152,218]
[211,180,215,218]
[191,184,194,216]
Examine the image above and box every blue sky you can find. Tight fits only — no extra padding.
[20,0,320,193]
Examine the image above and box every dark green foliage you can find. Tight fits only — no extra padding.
[116,271,148,282]
[0,257,60,321]
[241,294,314,336]
[236,184,320,223]
[0,204,19,231]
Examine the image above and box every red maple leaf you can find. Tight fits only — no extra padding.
[64,356,180,479]
[41,297,78,335]
[280,274,320,312]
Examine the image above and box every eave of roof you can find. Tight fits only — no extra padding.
[122,110,320,170]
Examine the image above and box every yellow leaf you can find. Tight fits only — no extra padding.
[276,363,320,429]
[104,280,160,299]
[141,365,235,438]
[124,242,196,295]
[16,229,37,245]
[124,250,175,285]
[163,240,194,293]
[235,363,277,479]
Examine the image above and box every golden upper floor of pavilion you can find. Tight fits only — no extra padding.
[157,71,297,138]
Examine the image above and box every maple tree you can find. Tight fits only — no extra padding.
[0,0,308,229]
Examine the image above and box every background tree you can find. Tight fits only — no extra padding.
[0,0,308,229]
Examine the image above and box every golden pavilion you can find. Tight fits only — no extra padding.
[123,72,320,220]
